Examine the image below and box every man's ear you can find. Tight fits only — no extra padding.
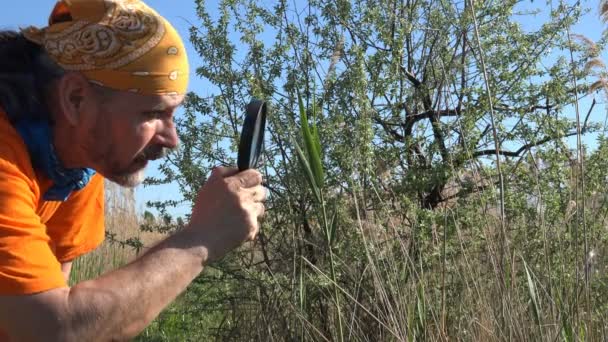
[55,72,93,126]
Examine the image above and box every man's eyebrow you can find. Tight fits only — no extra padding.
[147,103,168,111]
[147,100,184,112]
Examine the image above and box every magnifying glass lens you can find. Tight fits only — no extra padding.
[238,99,267,171]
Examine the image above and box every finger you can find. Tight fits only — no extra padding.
[209,166,239,180]
[247,219,260,241]
[247,203,265,241]
[247,185,268,202]
[255,202,266,218]
[233,169,263,188]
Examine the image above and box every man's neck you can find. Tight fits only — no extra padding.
[47,88,89,170]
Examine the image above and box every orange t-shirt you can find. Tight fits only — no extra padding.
[0,109,105,339]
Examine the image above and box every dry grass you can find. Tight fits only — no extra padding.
[69,180,165,285]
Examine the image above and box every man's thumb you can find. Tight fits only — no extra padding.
[209,166,239,180]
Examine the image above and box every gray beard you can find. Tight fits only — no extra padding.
[105,168,146,188]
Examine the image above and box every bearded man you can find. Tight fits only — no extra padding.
[0,1,266,341]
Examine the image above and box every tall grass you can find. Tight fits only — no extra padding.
[171,90,608,341]
[69,180,163,285]
[294,89,345,342]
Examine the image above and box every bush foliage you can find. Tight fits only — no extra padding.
[137,0,608,340]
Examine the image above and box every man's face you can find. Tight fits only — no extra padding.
[80,87,185,187]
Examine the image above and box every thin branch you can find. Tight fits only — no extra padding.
[583,98,596,129]
[472,129,586,159]
[374,117,405,141]
[406,108,461,123]
[400,66,423,87]
[494,104,555,113]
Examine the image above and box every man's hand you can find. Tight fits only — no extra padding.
[189,166,267,262]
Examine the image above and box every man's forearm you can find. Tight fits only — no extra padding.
[0,168,263,342]
[61,227,207,341]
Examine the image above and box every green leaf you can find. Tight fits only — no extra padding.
[311,89,322,160]
[292,137,322,203]
[328,207,338,246]
[297,89,324,189]
[552,292,573,342]
[578,326,586,341]
[561,310,573,342]
[522,258,542,335]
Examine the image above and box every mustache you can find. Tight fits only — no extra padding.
[136,145,176,162]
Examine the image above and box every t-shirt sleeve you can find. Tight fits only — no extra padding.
[0,158,66,295]
[46,174,105,264]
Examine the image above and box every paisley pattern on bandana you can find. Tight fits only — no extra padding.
[21,0,189,96]
[27,1,165,71]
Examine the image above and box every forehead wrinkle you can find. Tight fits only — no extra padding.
[149,95,185,111]
[150,101,169,111]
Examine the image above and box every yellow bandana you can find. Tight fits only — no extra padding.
[21,0,189,96]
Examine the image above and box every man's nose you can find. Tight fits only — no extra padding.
[154,120,179,149]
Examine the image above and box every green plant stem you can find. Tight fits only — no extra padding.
[566,24,589,329]
[468,0,511,337]
[320,192,344,342]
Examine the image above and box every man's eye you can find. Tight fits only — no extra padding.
[143,111,165,119]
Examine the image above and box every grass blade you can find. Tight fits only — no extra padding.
[297,89,324,189]
[311,90,323,164]
[523,258,543,337]
[328,208,338,246]
[293,137,322,203]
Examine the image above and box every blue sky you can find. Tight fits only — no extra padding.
[1,0,606,218]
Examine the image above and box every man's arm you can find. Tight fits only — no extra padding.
[0,167,266,342]
[0,228,206,341]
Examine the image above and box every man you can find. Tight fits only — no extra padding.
[0,0,266,341]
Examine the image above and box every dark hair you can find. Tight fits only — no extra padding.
[0,30,65,123]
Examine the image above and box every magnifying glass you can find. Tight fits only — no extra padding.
[237,99,268,171]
